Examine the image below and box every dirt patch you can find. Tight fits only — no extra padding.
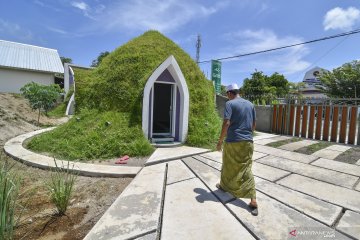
[0,93,68,146]
[334,147,360,164]
[1,93,134,239]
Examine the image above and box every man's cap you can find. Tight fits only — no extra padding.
[226,83,239,92]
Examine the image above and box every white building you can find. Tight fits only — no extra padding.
[0,40,64,93]
[301,67,328,98]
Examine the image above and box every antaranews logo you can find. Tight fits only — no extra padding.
[289,229,297,237]
[288,227,336,239]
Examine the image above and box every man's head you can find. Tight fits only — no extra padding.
[225,83,239,99]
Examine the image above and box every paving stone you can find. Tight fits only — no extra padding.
[356,182,360,191]
[145,146,209,165]
[135,232,157,240]
[161,178,255,240]
[195,155,290,182]
[255,177,342,226]
[257,156,358,188]
[252,162,290,182]
[254,136,292,145]
[200,151,267,164]
[182,157,235,203]
[193,155,222,170]
[167,160,195,185]
[84,164,166,240]
[326,145,353,152]
[254,144,318,163]
[277,174,360,213]
[253,132,279,140]
[226,191,349,240]
[312,149,342,160]
[336,211,360,239]
[200,151,222,163]
[311,158,360,176]
[356,159,360,166]
[279,139,318,151]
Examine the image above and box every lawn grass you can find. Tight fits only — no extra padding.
[334,147,360,164]
[26,109,154,161]
[295,141,333,155]
[266,137,302,148]
[47,103,66,118]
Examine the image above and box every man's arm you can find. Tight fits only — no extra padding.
[217,119,230,151]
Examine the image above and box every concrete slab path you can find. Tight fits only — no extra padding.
[254,144,318,163]
[145,146,210,166]
[257,156,358,189]
[279,139,318,151]
[85,144,358,239]
[254,135,292,145]
[336,211,360,239]
[312,145,351,160]
[6,129,360,239]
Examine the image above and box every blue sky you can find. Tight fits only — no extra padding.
[1,0,359,87]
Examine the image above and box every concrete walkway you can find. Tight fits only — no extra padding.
[4,128,209,177]
[85,133,360,240]
[312,145,353,160]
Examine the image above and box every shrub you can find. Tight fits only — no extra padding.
[20,82,63,124]
[0,158,20,240]
[46,160,77,215]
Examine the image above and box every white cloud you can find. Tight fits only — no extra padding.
[71,1,97,19]
[34,0,61,12]
[220,29,311,75]
[70,1,106,20]
[47,26,68,35]
[323,7,360,31]
[0,19,33,41]
[103,0,226,32]
[255,3,268,16]
[71,1,89,11]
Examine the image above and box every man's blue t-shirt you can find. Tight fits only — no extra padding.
[224,97,256,142]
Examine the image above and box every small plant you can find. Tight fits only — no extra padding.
[46,160,77,215]
[20,82,63,124]
[0,158,20,240]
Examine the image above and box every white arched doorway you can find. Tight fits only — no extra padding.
[142,55,189,143]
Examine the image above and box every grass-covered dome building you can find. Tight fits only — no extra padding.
[28,31,221,161]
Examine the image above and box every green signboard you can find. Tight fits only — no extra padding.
[211,60,222,94]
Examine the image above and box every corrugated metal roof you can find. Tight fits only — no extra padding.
[0,40,64,73]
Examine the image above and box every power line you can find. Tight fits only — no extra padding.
[198,28,360,64]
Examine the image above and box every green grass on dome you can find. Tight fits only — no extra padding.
[48,88,75,118]
[27,109,154,161]
[27,31,221,160]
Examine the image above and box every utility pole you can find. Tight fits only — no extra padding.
[196,34,201,64]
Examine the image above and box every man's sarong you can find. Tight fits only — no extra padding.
[220,141,256,199]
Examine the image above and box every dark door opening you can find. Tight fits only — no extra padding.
[153,83,173,136]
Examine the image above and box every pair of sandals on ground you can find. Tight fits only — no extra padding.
[216,183,258,216]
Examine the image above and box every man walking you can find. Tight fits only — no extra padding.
[216,83,258,216]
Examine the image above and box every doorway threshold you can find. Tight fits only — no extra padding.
[151,141,182,148]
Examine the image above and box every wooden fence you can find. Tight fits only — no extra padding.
[271,103,360,145]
